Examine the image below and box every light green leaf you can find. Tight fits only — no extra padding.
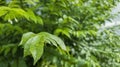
[54,28,71,38]
[20,32,66,65]
[36,16,43,25]
[24,35,45,64]
[0,6,43,24]
[27,9,37,23]
[0,10,7,17]
[30,35,44,65]
[23,35,38,57]
[52,36,66,51]
[19,32,36,46]
[39,32,66,51]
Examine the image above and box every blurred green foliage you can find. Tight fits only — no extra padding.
[0,0,120,67]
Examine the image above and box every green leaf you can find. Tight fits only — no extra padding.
[0,6,43,24]
[49,34,66,51]
[19,32,36,46]
[27,9,37,23]
[54,28,71,38]
[39,32,67,51]
[36,16,43,25]
[20,32,66,65]
[77,60,90,67]
[27,9,43,25]
[22,35,45,64]
[0,10,7,17]
[30,35,44,65]
[23,35,37,57]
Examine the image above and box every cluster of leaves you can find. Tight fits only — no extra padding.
[19,32,67,65]
[0,0,120,67]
